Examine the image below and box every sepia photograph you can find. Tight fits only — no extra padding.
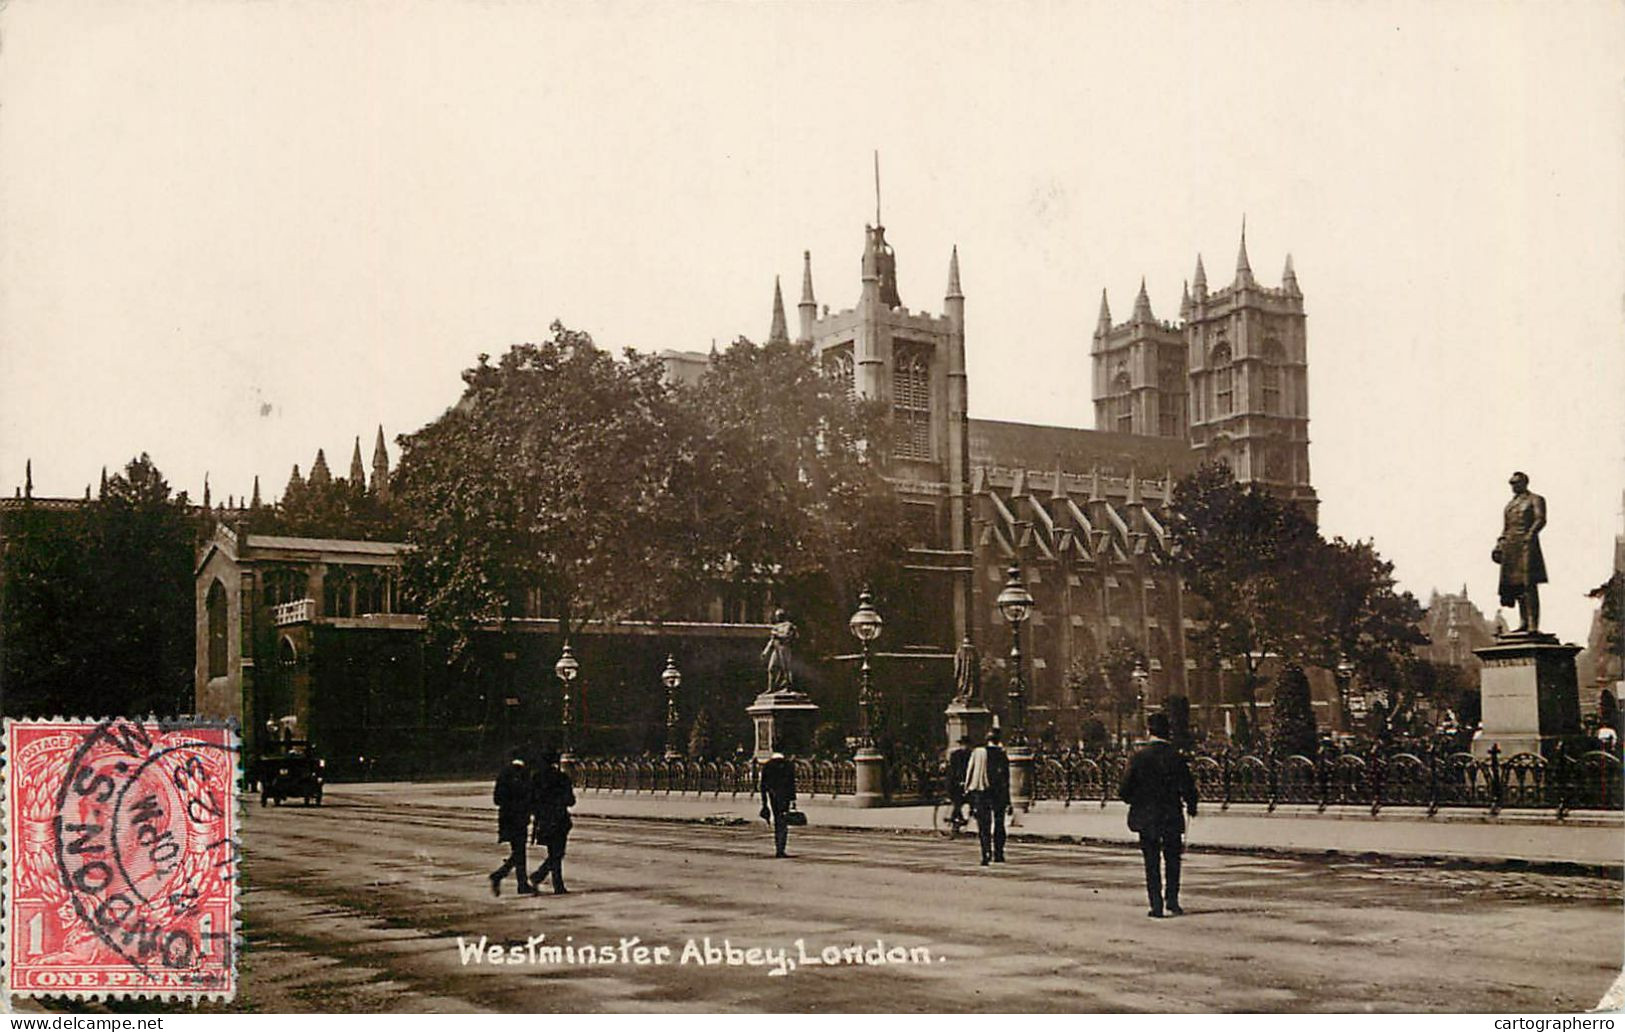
[1,0,1621,1018]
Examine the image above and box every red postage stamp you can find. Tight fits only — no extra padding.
[4,718,239,1000]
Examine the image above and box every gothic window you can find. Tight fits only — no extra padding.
[263,567,308,606]
[1262,338,1284,414]
[1211,343,1234,417]
[825,345,855,400]
[894,346,932,460]
[1113,369,1133,434]
[207,579,228,679]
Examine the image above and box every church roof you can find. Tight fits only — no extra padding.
[968,419,1197,478]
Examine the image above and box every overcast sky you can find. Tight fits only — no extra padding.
[2,0,1621,643]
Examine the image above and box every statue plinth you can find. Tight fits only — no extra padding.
[1472,635,1581,759]
[852,745,886,808]
[746,690,820,761]
[943,700,992,759]
[1006,744,1035,811]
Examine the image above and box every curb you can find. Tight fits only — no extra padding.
[573,809,1625,880]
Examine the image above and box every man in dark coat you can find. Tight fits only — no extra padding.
[758,750,797,858]
[529,751,576,895]
[946,734,972,830]
[963,727,1011,865]
[1118,712,1199,917]
[490,748,534,896]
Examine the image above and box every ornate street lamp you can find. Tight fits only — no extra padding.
[848,587,884,748]
[1334,653,1355,733]
[995,564,1034,746]
[661,654,683,761]
[554,642,580,761]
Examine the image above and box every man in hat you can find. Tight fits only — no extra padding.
[529,750,576,895]
[1118,712,1198,917]
[759,747,797,858]
[1493,471,1548,634]
[489,748,535,896]
[946,734,973,831]
[963,727,1011,865]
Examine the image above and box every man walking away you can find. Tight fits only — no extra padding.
[529,751,576,895]
[490,748,534,896]
[759,749,797,858]
[946,734,972,831]
[1118,712,1198,917]
[964,727,1011,865]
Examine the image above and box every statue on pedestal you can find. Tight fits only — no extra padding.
[952,636,981,705]
[1493,471,1547,635]
[762,609,798,695]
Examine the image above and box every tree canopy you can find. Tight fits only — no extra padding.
[393,325,910,658]
[1170,462,1425,720]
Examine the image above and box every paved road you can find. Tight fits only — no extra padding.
[230,787,1622,1013]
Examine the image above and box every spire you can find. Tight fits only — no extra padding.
[800,250,816,307]
[371,426,390,501]
[349,436,366,486]
[308,449,332,488]
[1096,289,1112,335]
[945,245,963,300]
[1132,277,1155,322]
[1180,279,1192,318]
[251,475,262,509]
[1192,254,1208,296]
[203,474,210,509]
[285,463,305,496]
[99,466,107,500]
[24,459,32,499]
[873,149,882,226]
[1234,217,1254,286]
[767,276,789,345]
[1282,252,1300,295]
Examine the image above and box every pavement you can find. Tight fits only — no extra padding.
[367,780,1625,871]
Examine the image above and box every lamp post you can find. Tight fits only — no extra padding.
[661,654,682,761]
[848,587,886,807]
[554,642,579,766]
[1334,653,1355,735]
[1131,660,1150,741]
[995,564,1036,809]
[995,565,1035,745]
[848,588,884,747]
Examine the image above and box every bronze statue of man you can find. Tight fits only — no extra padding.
[763,609,798,694]
[1493,471,1547,634]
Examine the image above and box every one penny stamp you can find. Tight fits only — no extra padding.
[4,717,240,1000]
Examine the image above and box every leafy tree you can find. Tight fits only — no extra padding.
[1171,463,1321,723]
[393,323,696,655]
[676,336,911,655]
[256,467,398,540]
[1101,632,1149,741]
[2,454,198,718]
[1172,463,1424,736]
[1270,664,1318,758]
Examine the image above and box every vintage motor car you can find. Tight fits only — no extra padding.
[258,740,326,807]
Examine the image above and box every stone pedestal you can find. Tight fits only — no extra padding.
[852,747,886,808]
[943,700,992,757]
[1007,744,1035,811]
[1472,634,1582,759]
[746,690,820,761]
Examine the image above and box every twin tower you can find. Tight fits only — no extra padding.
[765,219,1318,518]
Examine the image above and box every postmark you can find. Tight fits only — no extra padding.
[4,717,239,1000]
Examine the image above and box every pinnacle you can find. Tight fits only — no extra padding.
[946,245,963,300]
[768,276,789,345]
[800,250,816,306]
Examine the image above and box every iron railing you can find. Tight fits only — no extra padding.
[568,745,1622,816]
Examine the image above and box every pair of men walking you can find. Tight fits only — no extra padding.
[490,748,576,896]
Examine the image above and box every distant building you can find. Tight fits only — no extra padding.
[1417,585,1500,674]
